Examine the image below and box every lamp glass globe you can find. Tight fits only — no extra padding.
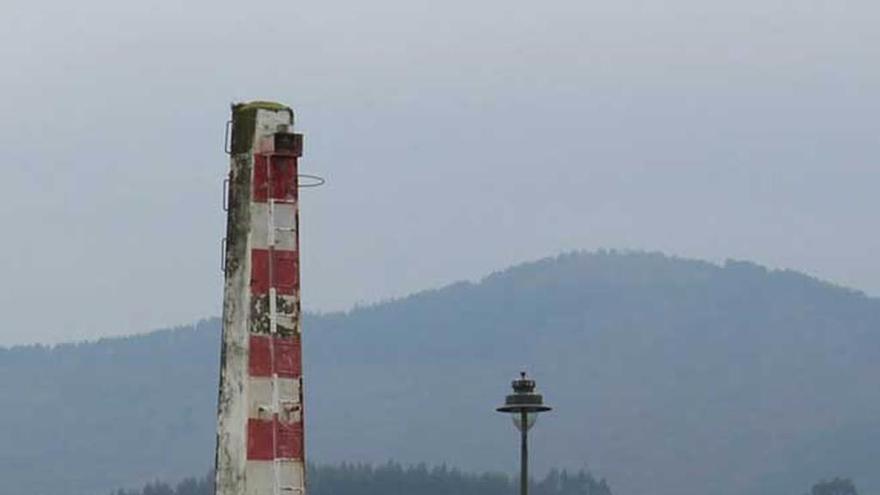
[512,411,538,432]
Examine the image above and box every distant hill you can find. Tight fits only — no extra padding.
[1,251,877,495]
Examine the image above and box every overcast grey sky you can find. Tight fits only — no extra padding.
[1,0,877,345]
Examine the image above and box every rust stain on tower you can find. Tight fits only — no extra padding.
[216,101,306,495]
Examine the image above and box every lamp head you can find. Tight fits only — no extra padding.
[496,371,551,430]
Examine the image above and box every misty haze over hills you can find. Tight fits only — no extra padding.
[0,251,877,495]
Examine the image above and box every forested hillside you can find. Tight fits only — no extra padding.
[1,251,878,495]
[111,464,612,495]
[110,467,861,495]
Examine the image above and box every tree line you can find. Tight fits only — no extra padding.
[110,463,612,495]
[109,462,859,495]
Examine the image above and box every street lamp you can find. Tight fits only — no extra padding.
[496,372,552,495]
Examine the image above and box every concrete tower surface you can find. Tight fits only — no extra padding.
[216,102,306,495]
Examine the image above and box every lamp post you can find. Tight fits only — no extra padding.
[497,372,552,495]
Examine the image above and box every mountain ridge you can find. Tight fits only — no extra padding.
[1,250,868,350]
[0,250,877,495]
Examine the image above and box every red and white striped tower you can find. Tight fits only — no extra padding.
[216,102,306,495]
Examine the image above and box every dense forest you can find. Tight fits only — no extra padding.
[2,251,878,495]
[111,467,858,495]
[110,464,612,495]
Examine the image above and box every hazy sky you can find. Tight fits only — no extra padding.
[1,0,877,345]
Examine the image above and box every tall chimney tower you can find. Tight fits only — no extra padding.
[216,101,306,495]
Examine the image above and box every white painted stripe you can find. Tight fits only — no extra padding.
[255,109,293,142]
[275,293,299,331]
[246,460,305,495]
[251,203,298,250]
[248,376,302,419]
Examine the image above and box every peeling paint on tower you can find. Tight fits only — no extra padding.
[216,101,306,495]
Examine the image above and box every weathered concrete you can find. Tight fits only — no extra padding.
[216,102,305,495]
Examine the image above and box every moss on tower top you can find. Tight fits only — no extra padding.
[235,101,292,113]
[230,101,294,154]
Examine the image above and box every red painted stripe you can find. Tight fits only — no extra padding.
[249,335,302,378]
[251,249,271,295]
[247,417,304,460]
[275,336,302,378]
[253,154,299,203]
[247,418,275,460]
[251,249,299,296]
[276,419,304,459]
[249,335,272,377]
